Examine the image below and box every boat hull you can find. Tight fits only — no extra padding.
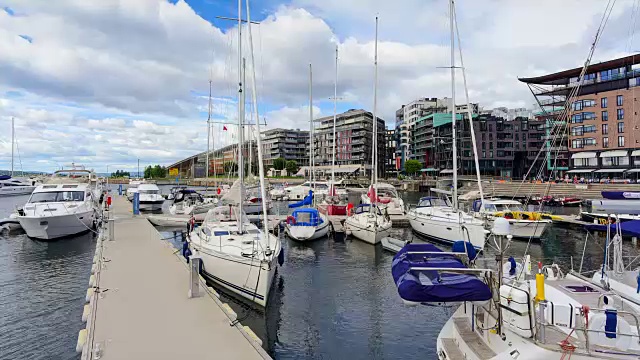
[17,211,94,240]
[502,219,549,239]
[345,215,392,245]
[193,245,278,307]
[285,219,330,241]
[139,200,164,211]
[0,185,35,196]
[407,211,486,250]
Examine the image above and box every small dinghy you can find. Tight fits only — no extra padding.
[391,242,491,305]
[381,237,409,253]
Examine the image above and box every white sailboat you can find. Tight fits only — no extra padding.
[344,17,392,245]
[406,2,487,250]
[317,46,349,216]
[360,182,405,216]
[285,64,330,241]
[0,118,38,196]
[189,0,281,307]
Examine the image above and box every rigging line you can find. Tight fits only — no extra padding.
[513,0,618,282]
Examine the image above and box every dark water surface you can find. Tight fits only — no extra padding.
[2,187,640,359]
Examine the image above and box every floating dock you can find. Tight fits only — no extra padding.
[79,196,270,359]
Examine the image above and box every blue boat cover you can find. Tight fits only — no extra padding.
[0,175,10,180]
[601,191,640,200]
[585,220,640,238]
[288,190,313,208]
[392,243,492,303]
[291,208,323,226]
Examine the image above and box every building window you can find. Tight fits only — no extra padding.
[602,156,629,166]
[571,139,583,148]
[602,110,608,121]
[601,97,607,108]
[602,124,608,135]
[584,138,596,146]
[489,151,493,158]
[603,137,609,148]
[573,101,583,111]
[482,151,486,158]
[617,109,624,120]
[617,95,623,106]
[618,122,624,133]
[522,133,526,141]
[489,142,493,149]
[618,136,625,147]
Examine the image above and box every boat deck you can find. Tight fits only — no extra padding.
[82,195,269,359]
[453,317,496,359]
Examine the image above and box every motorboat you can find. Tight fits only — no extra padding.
[269,184,287,200]
[407,192,488,250]
[136,183,164,211]
[0,175,39,196]
[381,237,409,253]
[344,204,392,245]
[16,167,101,240]
[126,178,144,201]
[188,206,281,307]
[360,182,405,216]
[473,199,555,240]
[169,189,217,215]
[581,191,640,224]
[285,207,330,241]
[220,181,272,214]
[558,196,581,206]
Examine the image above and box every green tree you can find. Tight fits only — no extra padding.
[144,166,152,178]
[404,159,422,175]
[285,160,298,175]
[273,157,286,170]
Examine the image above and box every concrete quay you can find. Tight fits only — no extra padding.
[78,195,270,360]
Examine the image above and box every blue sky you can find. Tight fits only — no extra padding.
[0,0,638,173]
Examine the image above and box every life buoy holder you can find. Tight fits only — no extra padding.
[286,215,296,225]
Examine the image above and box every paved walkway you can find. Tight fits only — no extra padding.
[87,195,268,359]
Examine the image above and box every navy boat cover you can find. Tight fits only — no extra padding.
[392,243,492,303]
[290,208,323,226]
[601,191,640,200]
[585,220,640,238]
[288,190,313,208]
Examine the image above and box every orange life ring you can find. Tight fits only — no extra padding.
[286,215,296,225]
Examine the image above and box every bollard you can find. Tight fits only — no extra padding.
[133,192,140,215]
[108,218,115,241]
[118,184,123,196]
[189,256,201,298]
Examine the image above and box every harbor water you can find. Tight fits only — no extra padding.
[2,187,640,359]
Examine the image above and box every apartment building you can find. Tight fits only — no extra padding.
[385,129,398,176]
[261,128,309,169]
[520,54,640,178]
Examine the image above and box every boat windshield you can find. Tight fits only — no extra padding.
[417,197,450,207]
[354,204,383,215]
[483,203,525,212]
[203,206,248,224]
[139,190,160,195]
[376,187,398,198]
[29,191,85,203]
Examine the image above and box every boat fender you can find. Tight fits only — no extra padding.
[89,275,96,287]
[508,257,516,275]
[182,241,192,262]
[278,248,285,266]
[286,216,296,225]
[76,329,87,353]
[85,288,94,303]
[82,304,90,322]
[636,272,640,293]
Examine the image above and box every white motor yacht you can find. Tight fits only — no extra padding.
[126,178,143,201]
[407,192,488,250]
[360,182,405,216]
[17,168,100,240]
[475,199,552,240]
[0,175,38,196]
[189,208,281,307]
[137,183,164,211]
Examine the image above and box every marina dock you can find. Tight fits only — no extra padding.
[80,195,270,359]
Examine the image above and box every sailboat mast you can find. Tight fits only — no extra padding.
[453,5,484,205]
[236,0,244,232]
[206,80,212,186]
[332,46,338,186]
[309,64,314,185]
[372,16,379,188]
[449,0,458,211]
[11,117,14,177]
[245,0,271,248]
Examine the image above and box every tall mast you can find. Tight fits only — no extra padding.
[245,0,271,248]
[236,0,244,232]
[453,4,483,205]
[449,0,458,211]
[11,117,14,177]
[332,46,338,186]
[309,63,314,186]
[206,80,212,187]
[371,16,379,189]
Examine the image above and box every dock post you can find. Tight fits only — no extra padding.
[189,256,201,298]
[133,192,140,215]
[118,184,123,196]
[108,218,115,241]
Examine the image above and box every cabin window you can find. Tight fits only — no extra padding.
[29,191,85,203]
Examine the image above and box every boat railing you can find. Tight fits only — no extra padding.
[409,267,492,274]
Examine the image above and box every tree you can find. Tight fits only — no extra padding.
[223,161,238,173]
[273,157,286,170]
[285,160,298,175]
[404,159,422,175]
[144,166,152,179]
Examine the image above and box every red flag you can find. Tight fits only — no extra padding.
[367,185,377,203]
[223,125,228,131]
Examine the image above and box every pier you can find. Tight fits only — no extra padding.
[79,195,270,359]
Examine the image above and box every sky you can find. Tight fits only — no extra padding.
[0,0,639,173]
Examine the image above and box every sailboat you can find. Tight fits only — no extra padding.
[188,0,282,307]
[0,118,38,196]
[285,64,330,241]
[344,17,392,245]
[317,46,349,216]
[405,0,487,250]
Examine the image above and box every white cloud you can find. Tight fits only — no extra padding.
[0,0,638,171]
